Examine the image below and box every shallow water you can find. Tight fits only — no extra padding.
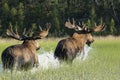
[0,45,91,72]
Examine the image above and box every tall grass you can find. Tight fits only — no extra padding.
[0,36,120,80]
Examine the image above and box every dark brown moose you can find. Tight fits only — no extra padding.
[54,19,105,62]
[1,23,51,70]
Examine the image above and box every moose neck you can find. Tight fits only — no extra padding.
[72,33,88,46]
[22,40,39,51]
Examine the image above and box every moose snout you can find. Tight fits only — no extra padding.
[86,40,94,46]
[91,39,94,43]
[36,46,40,50]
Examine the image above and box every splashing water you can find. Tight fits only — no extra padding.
[74,45,92,61]
[37,44,91,69]
[0,45,91,72]
[37,50,60,70]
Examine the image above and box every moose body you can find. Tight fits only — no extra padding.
[1,23,51,70]
[54,19,105,62]
[2,40,39,70]
[55,33,93,62]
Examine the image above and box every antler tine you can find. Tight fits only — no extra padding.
[46,23,51,27]
[14,22,19,36]
[93,23,106,32]
[72,18,75,25]
[6,25,22,40]
[15,26,18,35]
[74,21,83,31]
[65,19,88,31]
[39,25,43,31]
[32,23,51,40]
[65,18,76,29]
[22,28,32,37]
[10,25,15,35]
[22,28,27,38]
[65,19,70,27]
[23,28,26,35]
[46,23,51,31]
[94,23,97,27]
[68,18,70,22]
[100,19,103,25]
[78,22,81,26]
[82,21,86,28]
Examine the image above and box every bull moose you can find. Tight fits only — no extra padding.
[1,23,51,70]
[54,19,105,62]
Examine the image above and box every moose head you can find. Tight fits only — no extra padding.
[1,23,51,70]
[54,19,105,62]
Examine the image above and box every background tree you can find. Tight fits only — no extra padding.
[110,18,116,35]
[0,0,120,37]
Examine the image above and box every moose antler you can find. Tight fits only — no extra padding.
[6,23,51,40]
[32,23,51,39]
[65,19,106,33]
[6,26,34,40]
[65,19,75,29]
[93,24,105,32]
[6,26,22,40]
[65,18,82,31]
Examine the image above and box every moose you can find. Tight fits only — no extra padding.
[1,23,51,70]
[54,19,105,62]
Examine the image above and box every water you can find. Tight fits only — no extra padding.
[75,45,92,61]
[37,50,60,70]
[0,45,91,72]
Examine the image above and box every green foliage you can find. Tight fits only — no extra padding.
[31,23,37,32]
[11,7,17,16]
[110,18,116,35]
[51,7,60,36]
[18,2,24,20]
[0,0,120,37]
[90,5,96,26]
[2,3,10,13]
[86,19,91,28]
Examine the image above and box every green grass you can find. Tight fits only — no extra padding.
[0,37,120,80]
